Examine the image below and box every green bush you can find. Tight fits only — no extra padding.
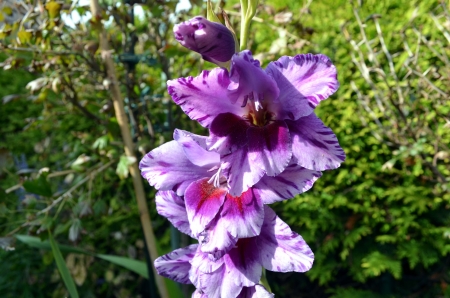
[1,0,449,297]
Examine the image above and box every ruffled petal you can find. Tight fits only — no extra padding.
[167,68,244,128]
[221,188,264,239]
[154,244,198,284]
[174,129,220,168]
[139,140,210,196]
[155,190,192,237]
[266,54,339,120]
[237,285,274,298]
[228,50,279,107]
[287,113,345,171]
[199,215,238,260]
[222,145,265,196]
[225,238,262,286]
[247,120,292,176]
[194,240,263,297]
[254,164,322,204]
[192,290,208,298]
[257,206,314,273]
[185,178,227,237]
[208,112,249,155]
[191,248,225,273]
[199,188,264,258]
[192,236,268,298]
[197,264,243,298]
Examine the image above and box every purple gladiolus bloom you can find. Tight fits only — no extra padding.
[140,129,321,257]
[193,285,274,298]
[174,16,236,65]
[167,50,345,196]
[154,206,313,298]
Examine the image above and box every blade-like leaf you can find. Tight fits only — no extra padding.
[15,235,154,278]
[48,232,79,298]
[16,234,185,297]
[15,235,89,255]
[97,254,148,278]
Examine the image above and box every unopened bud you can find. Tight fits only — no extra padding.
[173,16,235,65]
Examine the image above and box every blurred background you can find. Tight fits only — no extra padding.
[0,0,449,297]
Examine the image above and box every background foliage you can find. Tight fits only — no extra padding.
[0,0,449,297]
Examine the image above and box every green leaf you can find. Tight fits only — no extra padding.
[48,232,79,298]
[361,251,402,279]
[92,135,109,150]
[116,155,136,179]
[17,30,33,44]
[45,1,62,19]
[15,235,150,278]
[96,254,148,278]
[17,235,182,298]
[15,235,90,255]
[206,0,221,23]
[23,175,53,197]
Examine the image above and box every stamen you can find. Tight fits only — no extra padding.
[254,100,263,111]
[254,93,264,111]
[207,166,222,188]
[241,95,249,108]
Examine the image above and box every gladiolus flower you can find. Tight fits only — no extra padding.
[167,50,345,195]
[139,130,320,257]
[154,206,313,298]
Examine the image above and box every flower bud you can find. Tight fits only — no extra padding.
[173,16,236,65]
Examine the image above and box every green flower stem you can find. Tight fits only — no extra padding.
[240,17,251,51]
[239,0,258,51]
[260,269,272,293]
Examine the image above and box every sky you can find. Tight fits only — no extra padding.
[62,0,192,27]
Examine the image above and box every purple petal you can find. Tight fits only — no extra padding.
[189,265,201,289]
[221,145,265,196]
[208,112,249,155]
[154,244,198,284]
[174,129,220,167]
[228,50,280,107]
[191,248,225,273]
[139,140,211,196]
[197,264,243,298]
[238,285,274,298]
[287,113,345,171]
[247,120,292,176]
[199,215,238,260]
[257,206,314,273]
[193,239,265,298]
[254,164,322,204]
[155,190,192,237]
[192,290,208,298]
[220,188,264,239]
[185,178,227,237]
[173,16,236,64]
[225,237,262,286]
[266,54,339,120]
[167,68,244,128]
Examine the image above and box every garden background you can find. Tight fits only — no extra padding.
[0,0,449,297]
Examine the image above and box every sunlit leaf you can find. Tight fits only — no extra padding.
[17,30,32,44]
[45,1,63,19]
[96,254,148,278]
[116,155,136,179]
